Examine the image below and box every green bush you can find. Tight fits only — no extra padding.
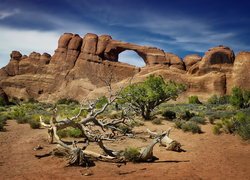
[180,121,202,134]
[67,128,82,138]
[212,124,222,135]
[162,110,176,120]
[118,124,132,134]
[234,113,250,140]
[57,129,68,138]
[212,112,250,140]
[190,116,206,125]
[0,113,8,131]
[123,147,140,162]
[179,110,195,120]
[28,119,41,129]
[208,95,230,105]
[96,96,108,109]
[16,116,29,124]
[57,128,83,138]
[174,119,184,129]
[0,97,7,106]
[56,98,79,105]
[188,96,202,104]
[230,87,250,109]
[152,118,162,125]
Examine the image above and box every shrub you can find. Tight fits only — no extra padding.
[208,95,230,105]
[179,110,195,120]
[180,121,202,134]
[96,96,108,109]
[118,124,132,134]
[174,119,184,129]
[57,128,83,138]
[188,96,202,104]
[152,118,162,125]
[67,128,82,138]
[0,113,8,131]
[123,147,140,162]
[0,97,7,106]
[212,112,250,140]
[28,119,41,129]
[234,112,250,140]
[16,116,29,124]
[230,87,250,109]
[190,116,206,125]
[57,98,79,105]
[212,124,222,135]
[162,110,176,120]
[57,129,68,138]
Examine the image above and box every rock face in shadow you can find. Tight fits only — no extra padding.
[0,32,249,102]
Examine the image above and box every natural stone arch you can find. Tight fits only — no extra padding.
[118,50,146,67]
[103,40,167,66]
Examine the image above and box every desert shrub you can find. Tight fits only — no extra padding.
[174,119,184,129]
[212,112,250,140]
[57,129,68,138]
[57,127,83,138]
[162,110,176,120]
[95,96,108,109]
[0,113,9,131]
[188,96,202,104]
[118,124,132,134]
[28,119,41,129]
[207,111,236,124]
[208,95,230,105]
[57,98,79,105]
[190,116,206,125]
[179,110,195,120]
[0,107,6,112]
[0,97,7,106]
[234,112,250,140]
[123,147,140,162]
[67,128,83,138]
[16,115,30,124]
[128,119,144,127]
[230,87,250,109]
[180,121,202,134]
[212,124,222,135]
[152,118,162,125]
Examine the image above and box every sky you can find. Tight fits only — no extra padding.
[0,0,249,67]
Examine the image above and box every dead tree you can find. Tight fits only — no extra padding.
[39,70,181,165]
[147,128,182,152]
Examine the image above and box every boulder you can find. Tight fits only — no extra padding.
[81,33,98,54]
[194,46,235,75]
[58,33,73,48]
[183,54,202,71]
[232,52,250,90]
[10,51,22,60]
[165,53,184,70]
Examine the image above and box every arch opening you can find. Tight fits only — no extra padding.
[118,50,146,67]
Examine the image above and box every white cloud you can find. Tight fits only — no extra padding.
[0,9,20,20]
[0,26,59,67]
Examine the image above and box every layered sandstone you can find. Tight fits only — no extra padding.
[0,33,249,102]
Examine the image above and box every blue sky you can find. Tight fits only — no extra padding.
[0,0,249,67]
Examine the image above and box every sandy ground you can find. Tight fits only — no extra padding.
[0,120,250,180]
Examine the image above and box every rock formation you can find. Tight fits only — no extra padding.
[0,32,249,102]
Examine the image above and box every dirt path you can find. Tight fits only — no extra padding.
[0,120,249,180]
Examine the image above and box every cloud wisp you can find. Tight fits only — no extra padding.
[0,9,20,20]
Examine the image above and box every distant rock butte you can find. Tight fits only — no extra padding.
[0,33,249,102]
